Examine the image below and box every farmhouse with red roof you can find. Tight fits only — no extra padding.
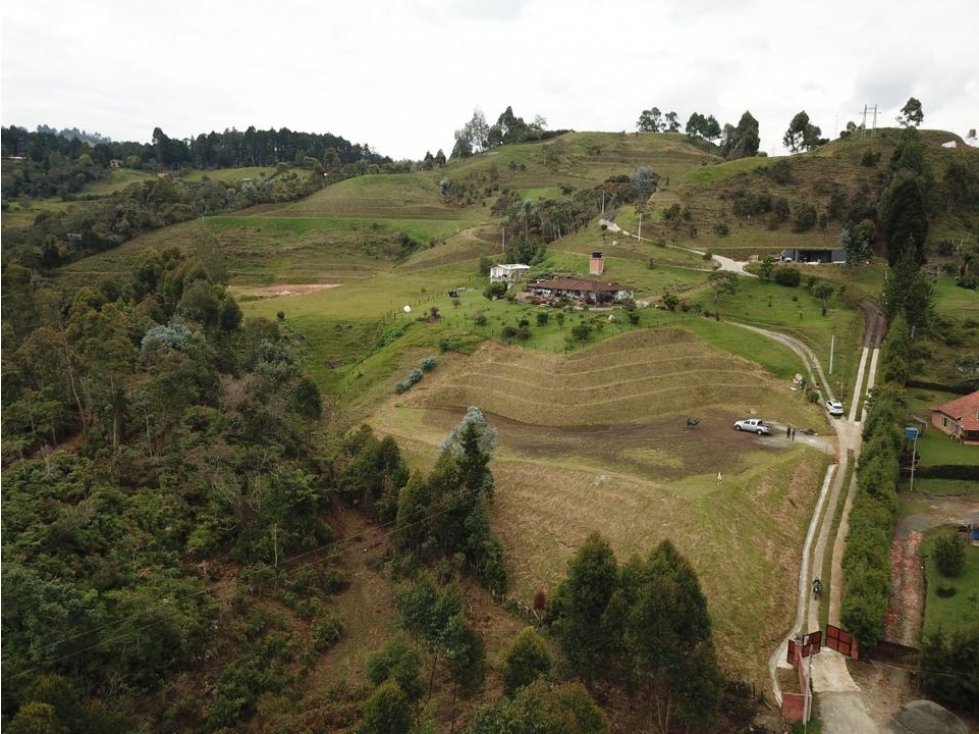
[525,277,633,305]
[930,391,979,445]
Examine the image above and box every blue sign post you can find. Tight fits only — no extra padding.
[905,426,920,492]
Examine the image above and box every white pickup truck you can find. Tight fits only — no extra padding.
[733,418,773,435]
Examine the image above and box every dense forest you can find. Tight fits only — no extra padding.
[0,124,395,270]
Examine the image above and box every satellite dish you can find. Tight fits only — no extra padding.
[403,305,412,313]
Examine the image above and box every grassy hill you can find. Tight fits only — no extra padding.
[367,329,827,682]
[30,125,979,706]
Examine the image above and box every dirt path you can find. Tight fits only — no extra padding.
[734,322,836,402]
[748,322,882,733]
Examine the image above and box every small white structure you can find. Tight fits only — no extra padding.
[489,263,531,284]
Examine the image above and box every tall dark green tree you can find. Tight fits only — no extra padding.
[551,533,619,681]
[637,107,664,133]
[625,540,722,734]
[898,97,924,128]
[502,627,551,695]
[878,170,929,266]
[881,245,933,327]
[723,111,760,158]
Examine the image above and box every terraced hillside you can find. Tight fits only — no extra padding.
[370,329,828,683]
[409,329,814,427]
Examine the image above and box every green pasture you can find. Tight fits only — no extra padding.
[933,275,979,320]
[276,173,476,220]
[2,198,77,229]
[922,531,979,635]
[180,166,276,183]
[553,218,711,269]
[697,275,866,396]
[83,168,156,195]
[678,155,771,188]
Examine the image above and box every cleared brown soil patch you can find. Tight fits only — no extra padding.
[238,283,341,299]
[418,406,782,480]
[311,506,395,683]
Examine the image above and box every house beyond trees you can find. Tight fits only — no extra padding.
[525,277,633,304]
[930,391,979,445]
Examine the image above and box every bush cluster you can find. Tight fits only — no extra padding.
[394,356,440,394]
[774,267,801,287]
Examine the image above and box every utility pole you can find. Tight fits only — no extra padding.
[637,212,642,242]
[828,334,835,375]
[871,104,878,136]
[601,190,605,216]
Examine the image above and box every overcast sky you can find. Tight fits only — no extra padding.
[2,0,976,159]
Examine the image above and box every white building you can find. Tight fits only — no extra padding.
[489,263,531,284]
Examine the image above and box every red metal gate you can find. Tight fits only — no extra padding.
[825,624,858,658]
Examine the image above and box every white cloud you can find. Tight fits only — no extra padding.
[2,0,976,158]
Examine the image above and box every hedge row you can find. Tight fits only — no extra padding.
[904,463,979,481]
[906,378,974,395]
[840,317,909,648]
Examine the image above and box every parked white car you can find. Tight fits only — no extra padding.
[825,399,844,416]
[734,418,772,435]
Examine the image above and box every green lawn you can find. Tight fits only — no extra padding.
[180,166,276,183]
[698,275,866,398]
[922,531,979,635]
[933,275,979,320]
[83,168,156,195]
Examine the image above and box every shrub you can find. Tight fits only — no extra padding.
[473,313,488,327]
[420,355,438,372]
[570,323,593,342]
[792,202,818,232]
[502,628,551,696]
[484,281,508,300]
[774,267,801,287]
[860,150,880,167]
[956,274,977,290]
[935,584,956,598]
[536,312,549,327]
[933,532,965,577]
[311,611,344,651]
